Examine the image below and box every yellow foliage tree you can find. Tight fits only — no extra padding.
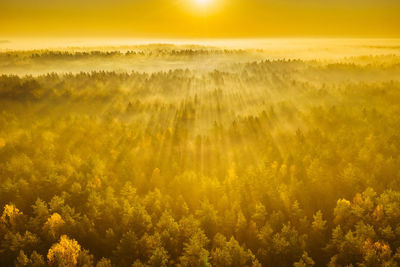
[47,235,81,266]
[1,204,23,229]
[43,213,65,239]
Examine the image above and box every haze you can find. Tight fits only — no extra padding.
[1,0,399,38]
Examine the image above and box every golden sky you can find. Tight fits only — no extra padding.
[0,0,399,38]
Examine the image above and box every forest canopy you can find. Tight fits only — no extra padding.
[1,44,400,266]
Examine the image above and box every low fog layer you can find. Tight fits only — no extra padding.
[1,39,400,75]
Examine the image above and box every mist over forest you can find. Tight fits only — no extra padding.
[1,40,400,266]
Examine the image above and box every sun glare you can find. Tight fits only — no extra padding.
[190,0,219,15]
[195,0,211,5]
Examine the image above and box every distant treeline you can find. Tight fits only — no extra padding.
[0,49,250,60]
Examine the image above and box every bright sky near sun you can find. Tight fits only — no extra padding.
[0,0,399,38]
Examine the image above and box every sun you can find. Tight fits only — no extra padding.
[185,0,220,16]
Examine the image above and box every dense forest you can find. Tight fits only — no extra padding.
[1,45,400,266]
